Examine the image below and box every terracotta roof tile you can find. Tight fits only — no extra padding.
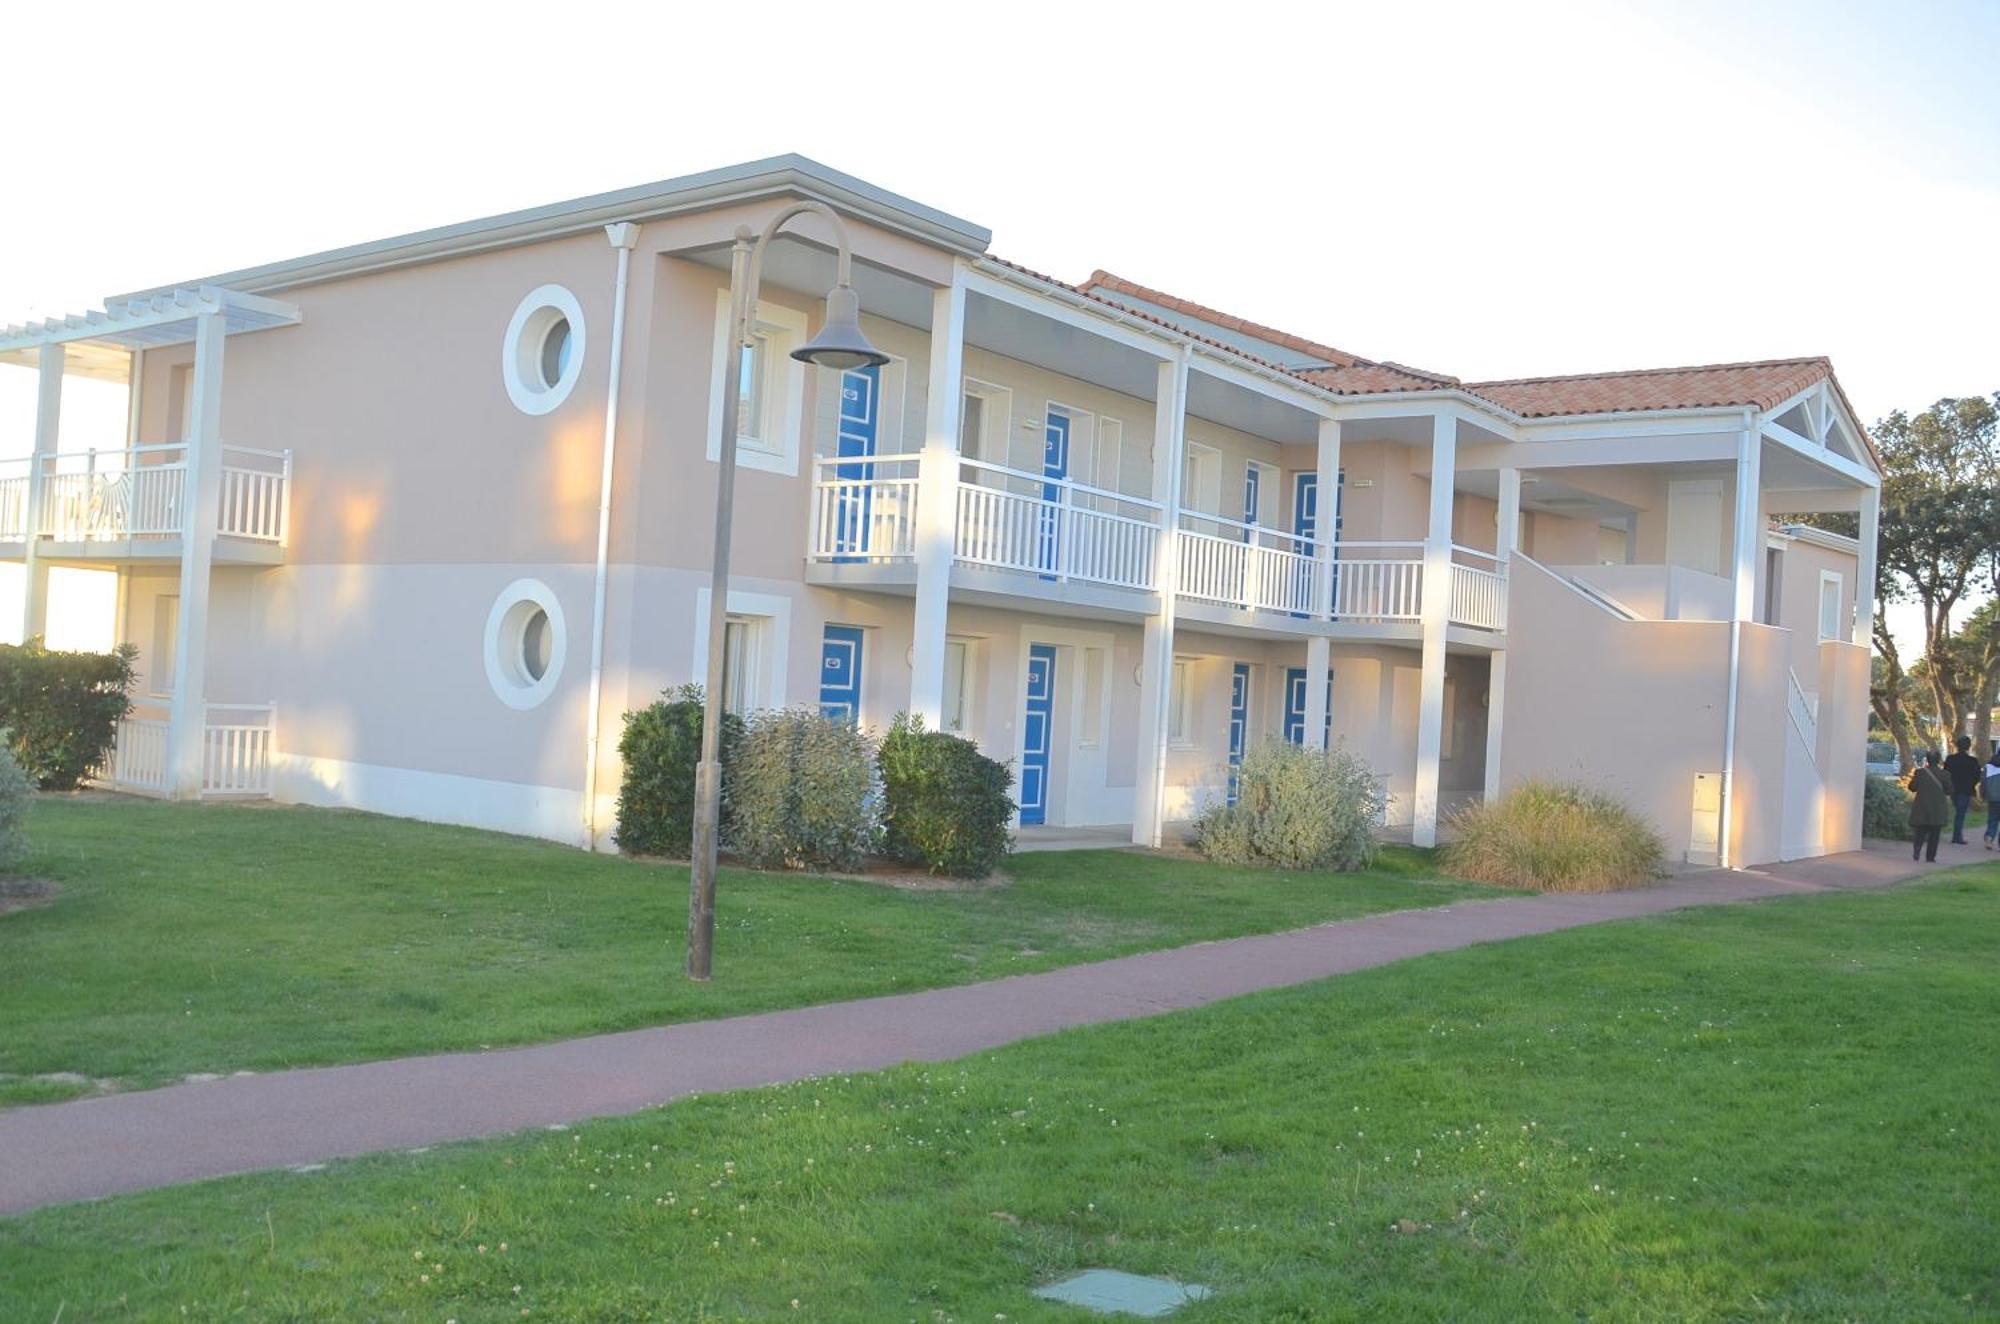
[1464,358,1836,417]
[988,262,1872,460]
[1079,271,1368,368]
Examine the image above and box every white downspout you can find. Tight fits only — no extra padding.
[1716,410,1759,869]
[583,222,640,849]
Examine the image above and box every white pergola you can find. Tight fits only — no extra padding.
[2,285,300,800]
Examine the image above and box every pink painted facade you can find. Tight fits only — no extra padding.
[0,156,1879,864]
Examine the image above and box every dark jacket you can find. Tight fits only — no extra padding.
[1944,751,1983,797]
[1908,766,1951,828]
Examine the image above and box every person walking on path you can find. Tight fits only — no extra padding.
[1982,749,2000,850]
[1908,752,1951,862]
[1943,735,1983,845]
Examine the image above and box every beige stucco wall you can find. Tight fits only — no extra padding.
[1498,556,1804,865]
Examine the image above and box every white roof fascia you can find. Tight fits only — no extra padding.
[112,155,993,301]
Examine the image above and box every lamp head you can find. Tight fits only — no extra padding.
[792,283,888,371]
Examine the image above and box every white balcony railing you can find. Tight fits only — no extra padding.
[804,454,1506,631]
[106,702,275,798]
[809,453,921,562]
[0,444,290,546]
[1177,514,1324,615]
[954,458,1162,591]
[1449,546,1509,631]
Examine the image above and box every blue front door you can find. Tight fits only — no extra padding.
[1242,465,1262,542]
[1294,470,1344,616]
[1228,663,1251,804]
[1039,410,1070,577]
[819,625,865,725]
[1283,666,1334,746]
[1020,644,1057,824]
[832,365,880,560]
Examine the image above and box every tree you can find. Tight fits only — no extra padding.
[1869,394,2000,762]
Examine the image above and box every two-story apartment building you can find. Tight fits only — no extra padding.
[0,156,1879,866]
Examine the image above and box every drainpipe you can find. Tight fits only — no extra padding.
[583,222,640,849]
[1716,410,1758,869]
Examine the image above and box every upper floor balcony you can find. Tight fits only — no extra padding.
[805,453,1507,635]
[0,443,290,565]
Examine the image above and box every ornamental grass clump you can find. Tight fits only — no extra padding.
[878,714,1015,878]
[728,708,880,871]
[1193,740,1384,871]
[1442,779,1665,892]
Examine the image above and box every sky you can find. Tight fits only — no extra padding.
[1,0,1995,651]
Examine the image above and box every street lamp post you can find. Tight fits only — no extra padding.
[688,202,888,981]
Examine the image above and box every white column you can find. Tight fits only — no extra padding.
[1411,411,1457,848]
[910,265,967,728]
[1302,634,1331,751]
[1729,428,1762,622]
[1853,484,1879,647]
[21,345,64,641]
[1495,466,1521,562]
[1314,417,1341,620]
[1483,466,1520,802]
[1482,650,1507,803]
[1133,353,1189,846]
[165,312,226,800]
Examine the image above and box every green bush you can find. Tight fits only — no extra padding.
[878,714,1015,877]
[1862,774,1911,842]
[0,737,32,872]
[729,708,880,871]
[1442,779,1665,892]
[0,641,136,790]
[614,685,742,858]
[1193,740,1383,871]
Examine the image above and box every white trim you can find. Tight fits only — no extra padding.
[690,587,792,709]
[1816,568,1845,642]
[706,291,808,476]
[484,577,568,710]
[273,753,588,848]
[501,284,586,416]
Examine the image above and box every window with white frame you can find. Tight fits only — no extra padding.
[1169,658,1194,745]
[483,578,567,710]
[942,638,972,735]
[1079,647,1105,748]
[150,594,179,698]
[501,285,586,416]
[1094,419,1124,497]
[1818,570,1844,641]
[694,588,790,716]
[1182,442,1222,517]
[708,293,808,474]
[960,379,1010,462]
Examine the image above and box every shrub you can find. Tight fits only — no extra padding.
[1193,740,1383,871]
[0,737,31,872]
[1442,779,1665,892]
[878,714,1015,877]
[729,708,880,871]
[614,685,742,858]
[0,641,136,790]
[1862,774,1910,842]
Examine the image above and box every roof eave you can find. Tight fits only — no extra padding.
[110,154,993,301]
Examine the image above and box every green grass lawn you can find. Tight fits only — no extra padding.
[4,864,1994,1321]
[0,798,1487,1098]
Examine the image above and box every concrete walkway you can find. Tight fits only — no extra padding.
[0,843,1940,1215]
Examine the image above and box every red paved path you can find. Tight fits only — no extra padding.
[0,842,1938,1215]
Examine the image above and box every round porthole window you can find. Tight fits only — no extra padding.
[502,284,586,415]
[485,579,567,709]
